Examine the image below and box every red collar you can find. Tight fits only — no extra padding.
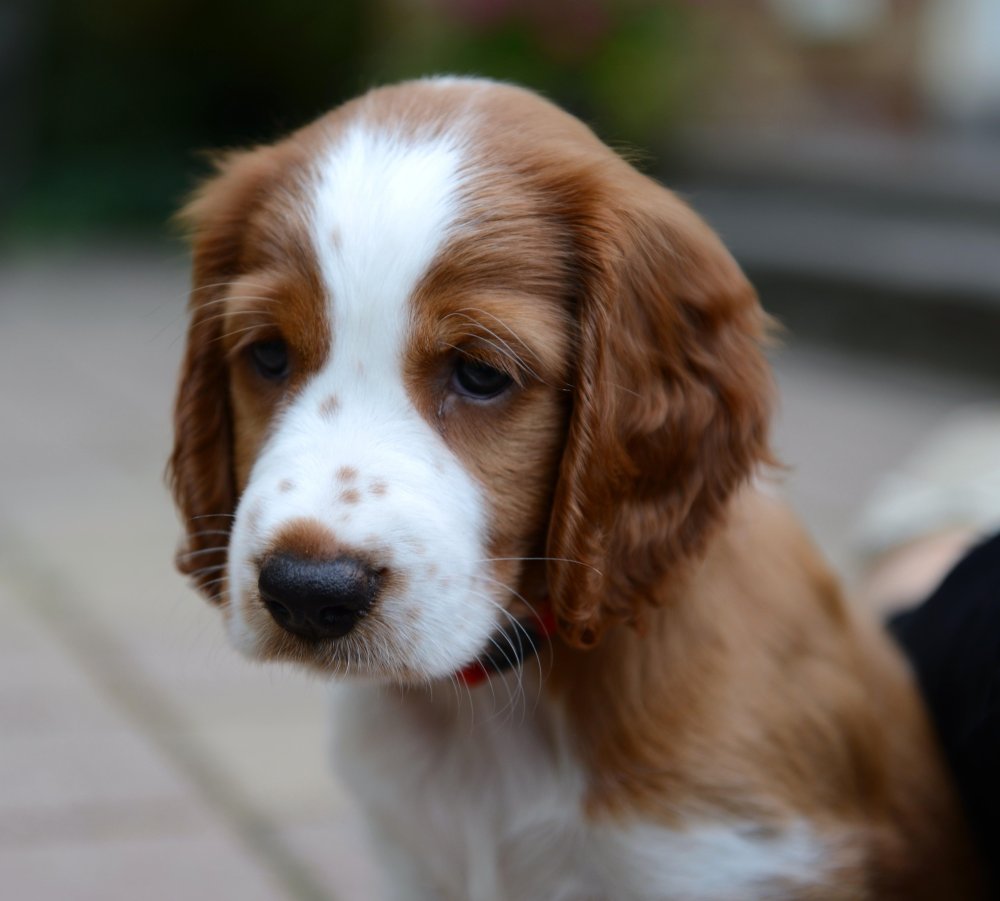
[455,605,559,687]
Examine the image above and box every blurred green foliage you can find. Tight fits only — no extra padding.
[371,1,696,152]
[5,0,698,237]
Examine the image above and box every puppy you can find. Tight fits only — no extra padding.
[170,78,982,899]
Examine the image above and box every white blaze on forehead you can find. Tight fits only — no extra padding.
[310,124,466,360]
[226,119,499,679]
[222,119,498,678]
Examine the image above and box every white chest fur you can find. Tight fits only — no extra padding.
[330,676,828,901]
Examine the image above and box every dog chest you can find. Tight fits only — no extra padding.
[331,683,829,901]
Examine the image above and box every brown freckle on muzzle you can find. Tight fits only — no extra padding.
[278,479,294,493]
[370,479,388,496]
[320,394,341,418]
[339,488,361,505]
[336,465,358,483]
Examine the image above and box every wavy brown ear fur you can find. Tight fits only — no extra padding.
[168,148,277,599]
[547,169,774,647]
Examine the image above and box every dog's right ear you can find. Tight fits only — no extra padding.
[546,164,774,648]
[168,148,278,600]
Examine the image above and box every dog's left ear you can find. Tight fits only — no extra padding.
[547,169,774,647]
[169,146,279,599]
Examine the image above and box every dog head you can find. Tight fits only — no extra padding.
[170,78,772,682]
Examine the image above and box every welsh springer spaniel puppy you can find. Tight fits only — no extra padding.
[170,78,983,899]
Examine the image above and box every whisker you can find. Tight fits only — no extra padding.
[450,307,532,349]
[474,574,543,618]
[190,307,280,330]
[450,337,539,385]
[177,546,230,560]
[189,278,277,297]
[479,555,603,577]
[486,631,527,722]
[466,587,538,720]
[186,562,228,578]
[210,324,273,346]
[189,513,237,521]
[442,308,532,360]
[152,282,266,343]
[444,329,540,383]
[200,575,229,590]
[194,293,280,308]
[609,381,641,399]
[473,576,554,713]
[443,309,544,383]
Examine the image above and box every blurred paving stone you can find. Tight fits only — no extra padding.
[0,833,290,901]
[0,725,208,813]
[180,712,337,819]
[0,617,131,736]
[279,814,384,901]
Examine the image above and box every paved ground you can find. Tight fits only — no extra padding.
[1,246,996,900]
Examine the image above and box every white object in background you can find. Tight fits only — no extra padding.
[920,0,1000,124]
[767,0,888,42]
[855,405,1000,560]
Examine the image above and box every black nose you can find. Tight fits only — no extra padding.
[258,553,382,640]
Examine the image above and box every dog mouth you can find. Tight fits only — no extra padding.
[230,585,481,683]
[227,546,547,683]
[236,593,558,687]
[243,610,403,679]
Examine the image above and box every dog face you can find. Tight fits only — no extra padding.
[170,78,772,683]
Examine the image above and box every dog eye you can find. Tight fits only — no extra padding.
[452,358,513,399]
[249,339,290,381]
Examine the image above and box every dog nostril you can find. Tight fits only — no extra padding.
[317,605,360,634]
[257,552,382,641]
[319,606,345,625]
[267,601,293,624]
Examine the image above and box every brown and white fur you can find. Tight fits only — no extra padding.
[170,78,982,900]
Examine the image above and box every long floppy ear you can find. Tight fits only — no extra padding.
[168,148,277,599]
[547,172,774,647]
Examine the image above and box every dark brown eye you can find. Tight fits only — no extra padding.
[249,339,290,381]
[452,358,513,399]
